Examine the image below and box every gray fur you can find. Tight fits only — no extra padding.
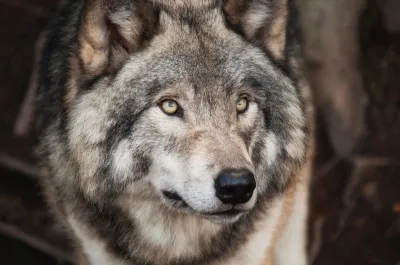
[35,0,311,264]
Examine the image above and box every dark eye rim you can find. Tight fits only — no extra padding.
[236,95,250,114]
[158,99,183,117]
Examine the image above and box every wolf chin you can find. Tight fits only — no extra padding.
[34,0,314,264]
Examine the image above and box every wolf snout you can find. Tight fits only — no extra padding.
[215,169,256,205]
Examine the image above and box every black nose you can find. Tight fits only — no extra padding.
[215,169,256,205]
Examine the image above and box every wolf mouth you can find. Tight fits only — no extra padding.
[207,209,246,216]
[162,190,247,217]
[162,190,184,201]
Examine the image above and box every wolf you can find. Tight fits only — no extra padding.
[34,0,314,264]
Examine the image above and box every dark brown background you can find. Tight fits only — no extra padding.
[0,0,399,264]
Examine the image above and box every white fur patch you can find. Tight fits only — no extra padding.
[149,150,226,213]
[185,152,227,212]
[286,104,305,127]
[243,3,271,38]
[68,216,127,265]
[147,107,187,136]
[112,139,133,181]
[149,151,187,191]
[240,103,258,129]
[130,202,221,261]
[264,131,279,166]
[285,128,306,159]
[275,189,308,265]
[69,106,106,145]
[68,92,112,186]
[221,198,284,265]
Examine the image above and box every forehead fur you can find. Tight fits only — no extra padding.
[112,14,292,103]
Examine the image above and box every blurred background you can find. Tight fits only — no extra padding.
[0,0,399,264]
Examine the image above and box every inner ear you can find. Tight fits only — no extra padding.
[78,0,158,77]
[224,0,288,63]
[224,0,250,30]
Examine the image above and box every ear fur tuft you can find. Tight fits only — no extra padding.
[78,0,158,77]
[224,0,288,63]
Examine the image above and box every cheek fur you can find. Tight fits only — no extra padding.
[146,107,187,136]
[264,131,279,166]
[239,103,258,129]
[148,151,187,193]
[68,93,113,188]
[112,139,133,182]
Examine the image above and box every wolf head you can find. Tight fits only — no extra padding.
[63,0,307,224]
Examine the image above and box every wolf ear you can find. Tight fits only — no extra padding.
[78,0,158,77]
[224,0,289,64]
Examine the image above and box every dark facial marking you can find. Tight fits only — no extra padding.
[136,153,151,177]
[251,139,265,168]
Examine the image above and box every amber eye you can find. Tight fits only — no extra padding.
[160,99,179,115]
[236,96,249,113]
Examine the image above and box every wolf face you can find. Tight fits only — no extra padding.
[35,0,311,263]
[63,3,306,225]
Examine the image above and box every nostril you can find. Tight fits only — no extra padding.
[245,184,255,193]
[215,169,256,205]
[219,186,235,195]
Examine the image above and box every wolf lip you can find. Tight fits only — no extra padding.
[207,209,245,216]
[162,190,183,201]
[162,191,246,217]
